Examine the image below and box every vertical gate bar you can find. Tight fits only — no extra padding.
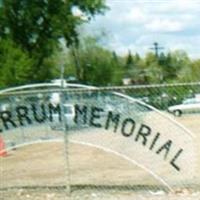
[10,96,26,144]
[60,65,71,198]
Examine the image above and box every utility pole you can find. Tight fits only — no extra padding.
[150,42,164,58]
[71,45,81,81]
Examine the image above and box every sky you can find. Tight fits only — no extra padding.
[84,0,200,59]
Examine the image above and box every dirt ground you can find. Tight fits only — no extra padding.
[1,189,200,200]
[176,114,200,135]
[0,114,200,199]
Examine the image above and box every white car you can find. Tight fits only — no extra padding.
[51,104,75,129]
[168,98,200,116]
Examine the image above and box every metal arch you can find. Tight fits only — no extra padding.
[0,82,194,138]
[0,82,95,94]
[0,82,196,192]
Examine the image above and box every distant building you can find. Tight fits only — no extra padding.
[122,77,131,85]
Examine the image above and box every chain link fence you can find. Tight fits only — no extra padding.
[0,82,200,199]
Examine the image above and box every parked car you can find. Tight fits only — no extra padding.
[168,98,200,116]
[50,104,75,130]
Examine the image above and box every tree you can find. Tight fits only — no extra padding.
[64,36,121,86]
[0,0,107,81]
[141,52,162,83]
[178,59,200,82]
[111,51,124,85]
[145,52,157,66]
[0,39,33,87]
[164,50,190,82]
[134,53,140,62]
[126,50,134,68]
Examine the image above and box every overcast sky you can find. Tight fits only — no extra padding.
[84,0,200,59]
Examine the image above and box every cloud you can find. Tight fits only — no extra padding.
[153,0,200,13]
[83,0,200,58]
[124,7,146,23]
[145,19,185,32]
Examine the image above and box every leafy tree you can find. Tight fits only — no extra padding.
[145,52,157,66]
[124,50,137,83]
[0,0,107,81]
[134,53,140,62]
[110,51,124,85]
[178,59,200,82]
[0,39,33,87]
[63,36,124,86]
[126,50,134,68]
[112,51,119,64]
[158,52,166,66]
[138,52,161,83]
[165,50,190,82]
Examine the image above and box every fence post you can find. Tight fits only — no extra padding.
[60,66,71,198]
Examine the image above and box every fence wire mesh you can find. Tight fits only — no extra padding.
[0,82,200,199]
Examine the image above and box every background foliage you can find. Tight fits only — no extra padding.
[0,0,199,88]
